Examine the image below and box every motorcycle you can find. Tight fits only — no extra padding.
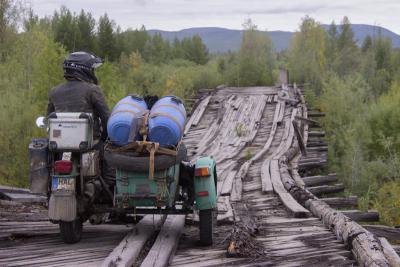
[31,112,218,245]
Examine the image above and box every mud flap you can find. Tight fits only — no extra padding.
[48,192,77,222]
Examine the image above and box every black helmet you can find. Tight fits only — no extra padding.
[63,52,104,85]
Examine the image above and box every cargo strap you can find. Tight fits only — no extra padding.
[149,112,183,134]
[151,104,186,118]
[140,112,149,141]
[148,142,159,180]
[112,101,147,113]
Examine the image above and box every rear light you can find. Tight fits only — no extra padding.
[195,167,210,177]
[54,160,73,174]
[197,191,209,197]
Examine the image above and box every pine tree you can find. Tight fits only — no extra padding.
[97,13,116,60]
[75,10,96,53]
[334,16,360,76]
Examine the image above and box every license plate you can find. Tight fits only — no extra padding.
[52,177,75,191]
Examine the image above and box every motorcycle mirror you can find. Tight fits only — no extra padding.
[36,117,46,128]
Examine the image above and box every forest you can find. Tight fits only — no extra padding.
[1,0,400,226]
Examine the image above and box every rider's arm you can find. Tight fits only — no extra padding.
[91,87,110,141]
[47,94,55,116]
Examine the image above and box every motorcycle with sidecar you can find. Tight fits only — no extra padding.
[30,112,217,245]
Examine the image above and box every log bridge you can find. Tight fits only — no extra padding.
[1,81,400,266]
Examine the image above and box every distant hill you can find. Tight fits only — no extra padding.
[148,25,400,53]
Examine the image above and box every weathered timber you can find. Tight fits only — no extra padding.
[295,116,321,127]
[308,131,326,138]
[306,146,328,152]
[302,174,338,186]
[140,215,185,267]
[341,210,380,222]
[101,215,165,267]
[307,184,345,196]
[292,121,307,156]
[379,237,400,266]
[184,95,211,135]
[322,196,358,209]
[363,225,400,241]
[298,160,328,169]
[306,141,328,147]
[308,112,326,117]
[305,200,391,267]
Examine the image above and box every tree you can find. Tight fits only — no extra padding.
[234,19,276,86]
[51,6,77,51]
[97,13,116,60]
[288,16,326,94]
[325,21,338,69]
[75,10,96,53]
[0,0,19,61]
[333,16,360,76]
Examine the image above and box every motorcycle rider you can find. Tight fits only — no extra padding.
[47,51,112,202]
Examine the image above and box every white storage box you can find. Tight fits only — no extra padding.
[48,113,93,151]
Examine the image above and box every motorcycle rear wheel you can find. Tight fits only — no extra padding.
[59,219,83,244]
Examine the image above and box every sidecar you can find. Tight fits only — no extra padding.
[104,143,217,245]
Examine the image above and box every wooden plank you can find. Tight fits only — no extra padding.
[322,196,358,209]
[141,215,185,267]
[0,192,47,203]
[261,160,273,193]
[292,121,307,156]
[101,215,165,267]
[220,170,236,196]
[295,116,321,127]
[308,131,325,137]
[363,225,400,241]
[341,210,380,222]
[379,237,400,266]
[308,112,326,117]
[302,174,338,186]
[278,192,310,218]
[184,96,211,135]
[307,184,345,196]
[270,160,286,193]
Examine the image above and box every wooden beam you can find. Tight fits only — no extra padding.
[295,116,321,127]
[308,112,326,117]
[322,196,358,209]
[292,121,307,156]
[341,210,380,222]
[307,184,345,196]
[306,200,392,266]
[298,160,328,170]
[302,174,337,186]
[306,141,328,147]
[101,215,165,267]
[308,131,325,138]
[379,238,400,267]
[306,146,328,152]
[140,215,185,267]
[364,225,400,241]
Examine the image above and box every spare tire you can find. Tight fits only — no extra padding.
[104,144,187,172]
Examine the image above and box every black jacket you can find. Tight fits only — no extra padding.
[47,80,110,140]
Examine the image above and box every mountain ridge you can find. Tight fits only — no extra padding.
[148,24,400,53]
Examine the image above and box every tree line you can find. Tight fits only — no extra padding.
[25,6,209,65]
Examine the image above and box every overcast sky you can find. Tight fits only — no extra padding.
[31,0,400,34]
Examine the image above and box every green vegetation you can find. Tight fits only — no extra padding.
[1,1,400,226]
[287,16,400,226]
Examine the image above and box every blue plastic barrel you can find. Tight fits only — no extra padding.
[107,95,148,146]
[148,96,187,147]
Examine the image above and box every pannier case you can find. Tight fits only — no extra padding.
[48,113,93,151]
